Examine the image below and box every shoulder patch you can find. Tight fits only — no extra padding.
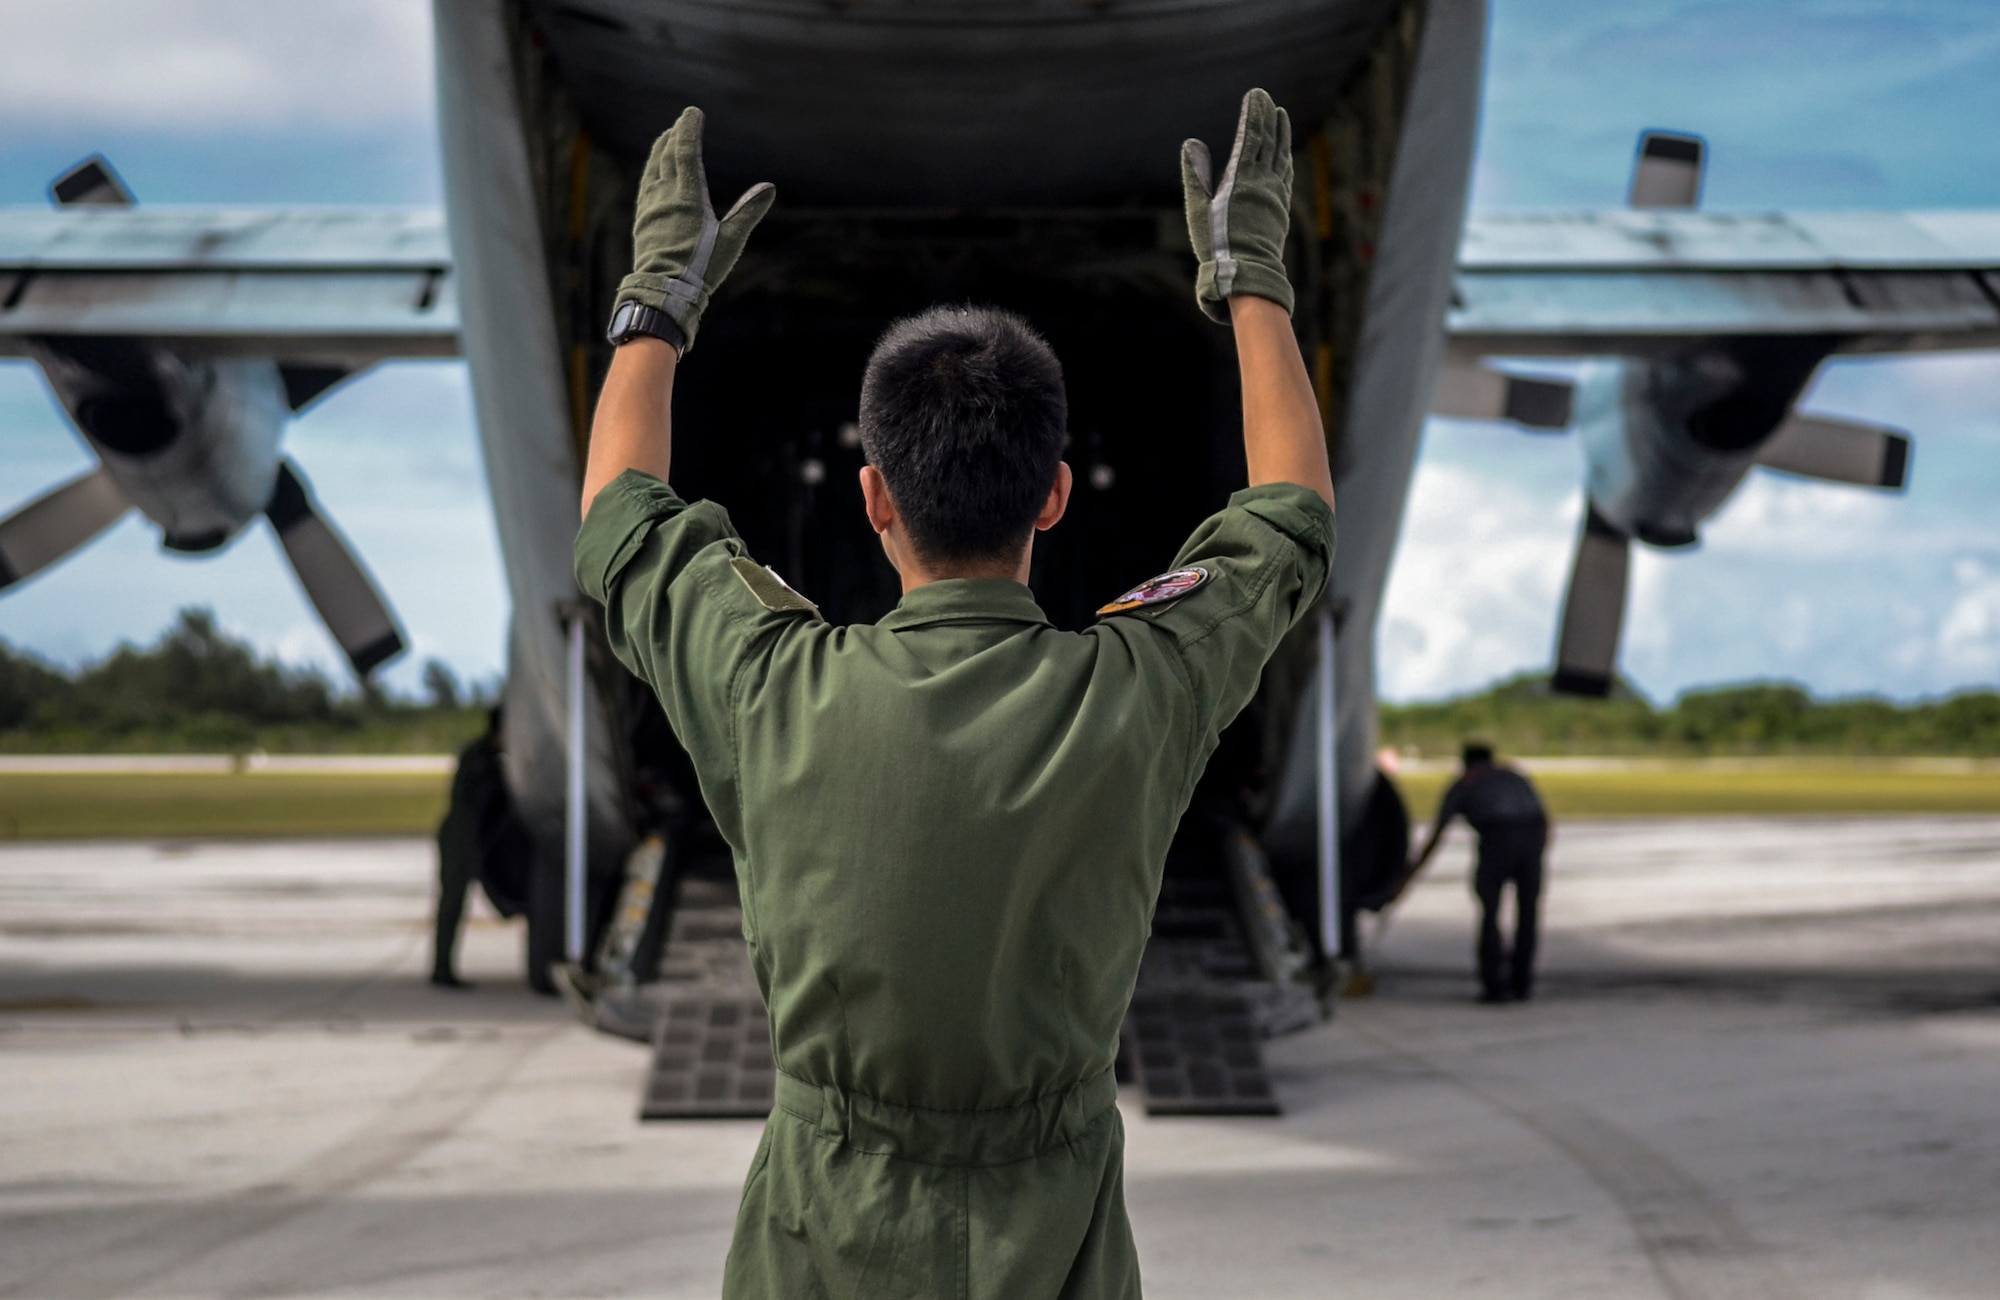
[1097,566,1211,616]
[731,556,820,616]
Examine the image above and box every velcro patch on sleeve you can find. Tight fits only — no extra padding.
[1097,566,1210,616]
[731,556,820,616]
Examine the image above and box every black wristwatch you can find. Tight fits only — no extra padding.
[606,300,686,352]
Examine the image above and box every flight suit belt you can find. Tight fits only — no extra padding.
[773,1067,1119,1168]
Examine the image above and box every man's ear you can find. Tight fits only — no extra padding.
[860,464,897,537]
[1035,462,1074,533]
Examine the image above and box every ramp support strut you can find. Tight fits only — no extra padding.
[1317,602,1341,960]
[564,610,588,965]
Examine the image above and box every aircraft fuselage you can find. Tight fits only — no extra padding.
[437,0,1486,984]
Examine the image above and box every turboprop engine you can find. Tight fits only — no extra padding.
[0,158,405,677]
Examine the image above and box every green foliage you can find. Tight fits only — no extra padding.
[1382,674,2000,758]
[0,608,488,754]
[420,658,461,709]
[0,641,73,731]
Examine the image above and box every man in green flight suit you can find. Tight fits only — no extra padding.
[575,90,1334,1298]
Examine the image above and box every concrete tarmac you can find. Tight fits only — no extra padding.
[2,819,1996,1298]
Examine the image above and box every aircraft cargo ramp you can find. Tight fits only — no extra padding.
[589,859,1308,1121]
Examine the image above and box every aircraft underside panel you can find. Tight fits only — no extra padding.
[523,0,1406,206]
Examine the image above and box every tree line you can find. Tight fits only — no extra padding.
[3,610,1994,755]
[0,608,489,754]
[1380,674,2000,758]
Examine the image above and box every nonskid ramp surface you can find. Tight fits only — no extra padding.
[633,881,778,1120]
[630,871,1297,1120]
[641,995,777,1120]
[1123,988,1280,1115]
[1118,875,1306,1117]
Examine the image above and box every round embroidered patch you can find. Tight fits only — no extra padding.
[1097,566,1211,616]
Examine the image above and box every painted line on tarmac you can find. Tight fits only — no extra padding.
[0,1025,558,1300]
[1342,1021,1801,1300]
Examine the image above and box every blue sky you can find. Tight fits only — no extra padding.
[1,0,1997,705]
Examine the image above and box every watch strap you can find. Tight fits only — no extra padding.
[606,300,687,352]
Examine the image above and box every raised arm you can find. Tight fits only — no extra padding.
[583,340,677,513]
[1232,297,1334,505]
[579,106,774,519]
[1183,88,1334,508]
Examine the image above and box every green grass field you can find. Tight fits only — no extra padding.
[0,771,453,841]
[1398,762,2000,824]
[1,762,1998,842]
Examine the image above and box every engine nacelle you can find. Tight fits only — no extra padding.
[27,338,288,552]
[1580,338,1832,548]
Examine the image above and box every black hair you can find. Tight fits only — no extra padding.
[858,305,1067,565]
[1462,741,1495,767]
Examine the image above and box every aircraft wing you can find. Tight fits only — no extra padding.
[14,205,1993,366]
[0,208,458,367]
[1449,209,2000,357]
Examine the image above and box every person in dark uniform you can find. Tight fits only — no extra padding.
[1405,742,1550,1003]
[432,708,512,988]
[574,93,1330,1298]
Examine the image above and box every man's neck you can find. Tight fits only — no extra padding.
[897,560,1029,595]
[891,538,1033,595]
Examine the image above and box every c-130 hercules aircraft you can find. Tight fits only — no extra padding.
[4,1,1997,1113]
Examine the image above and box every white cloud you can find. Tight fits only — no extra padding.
[1700,472,1902,561]
[0,1,433,131]
[1937,559,2000,678]
[270,620,347,679]
[1376,454,1580,701]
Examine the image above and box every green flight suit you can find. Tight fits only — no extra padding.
[576,470,1333,1299]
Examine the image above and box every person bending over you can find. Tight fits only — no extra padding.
[574,90,1333,1299]
[1405,743,1551,1004]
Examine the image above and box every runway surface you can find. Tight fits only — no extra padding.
[3,819,1997,1298]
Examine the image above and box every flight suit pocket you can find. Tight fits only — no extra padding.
[801,1145,963,1300]
[724,1116,821,1298]
[737,1125,774,1211]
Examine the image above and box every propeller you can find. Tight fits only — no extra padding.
[0,467,131,589]
[1627,131,1705,209]
[1550,504,1631,698]
[264,460,405,676]
[1756,413,1911,489]
[4,155,404,680]
[1541,130,1916,697]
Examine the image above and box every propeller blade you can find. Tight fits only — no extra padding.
[0,467,130,588]
[1756,413,1911,490]
[1432,360,1576,430]
[50,155,135,207]
[1628,131,1705,209]
[277,364,355,413]
[1551,505,1631,698]
[265,460,405,677]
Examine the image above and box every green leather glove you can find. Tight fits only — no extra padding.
[614,106,775,353]
[1181,88,1296,323]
